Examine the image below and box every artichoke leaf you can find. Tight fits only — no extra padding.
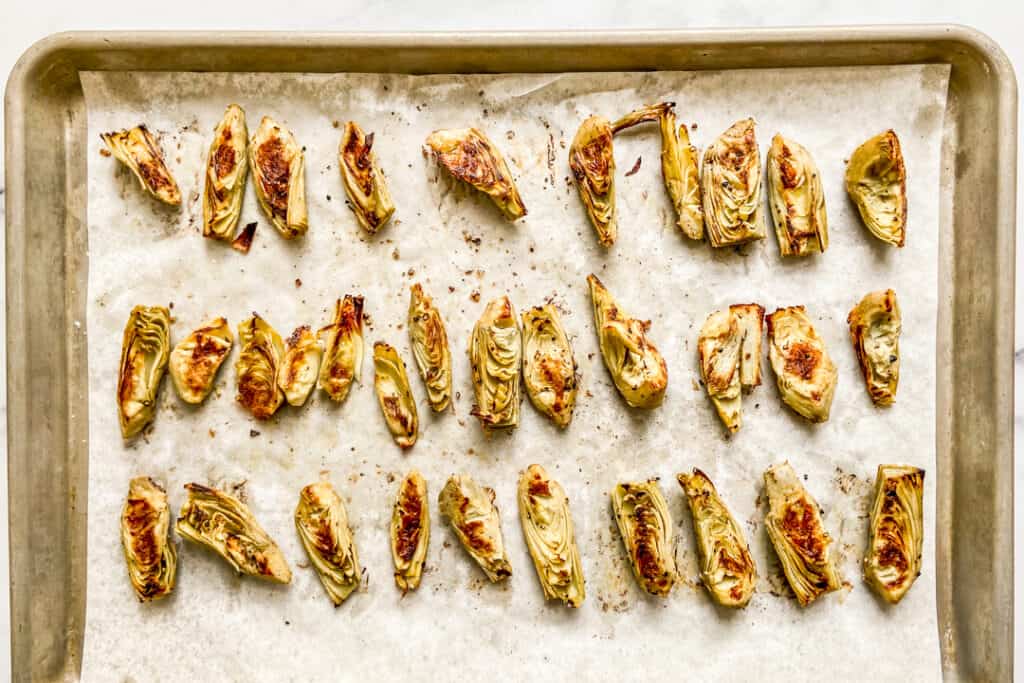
[864,464,925,604]
[569,115,617,246]
[121,476,177,601]
[469,296,522,430]
[767,134,829,256]
[168,317,233,405]
[249,116,308,238]
[767,306,838,423]
[730,303,764,391]
[318,295,365,402]
[390,471,430,593]
[373,342,419,448]
[202,104,249,240]
[611,480,676,596]
[698,309,743,433]
[425,127,527,221]
[701,118,766,247]
[339,121,395,233]
[296,481,362,605]
[521,304,578,428]
[845,130,907,247]
[408,283,452,412]
[277,325,322,407]
[659,107,704,240]
[439,474,512,582]
[848,289,901,406]
[117,305,171,439]
[235,314,285,419]
[101,125,182,206]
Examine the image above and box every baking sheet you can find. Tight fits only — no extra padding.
[80,64,949,682]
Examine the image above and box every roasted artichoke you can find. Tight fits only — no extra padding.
[373,342,419,448]
[587,274,667,409]
[701,118,765,248]
[117,305,171,439]
[425,127,527,221]
[438,474,512,582]
[339,121,395,233]
[766,134,828,256]
[677,469,756,608]
[235,314,285,419]
[845,130,907,247]
[202,104,248,240]
[168,317,233,405]
[277,325,322,407]
[730,303,764,391]
[295,481,362,605]
[766,306,838,423]
[521,304,578,428]
[121,476,176,601]
[318,295,365,402]
[249,116,308,238]
[390,471,430,593]
[764,462,841,606]
[101,125,181,206]
[659,107,704,240]
[176,483,291,583]
[469,296,522,430]
[408,284,452,412]
[848,289,901,406]
[611,480,676,596]
[569,115,617,246]
[517,464,585,607]
[698,309,743,433]
[864,464,924,604]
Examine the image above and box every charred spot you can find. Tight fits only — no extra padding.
[238,374,277,419]
[527,475,551,497]
[342,129,376,195]
[778,152,800,189]
[382,396,411,433]
[138,161,171,192]
[287,325,310,347]
[395,484,424,562]
[784,342,820,381]
[255,137,292,219]
[124,498,160,566]
[213,137,236,179]
[632,502,664,583]
[461,520,493,553]
[780,500,825,559]
[445,137,500,186]
[231,222,257,254]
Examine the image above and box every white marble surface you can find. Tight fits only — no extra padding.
[1,2,1021,679]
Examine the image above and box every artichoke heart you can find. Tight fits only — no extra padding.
[277,325,322,407]
[121,476,176,601]
[373,342,419,448]
[390,471,430,593]
[517,464,585,607]
[296,481,362,605]
[425,127,527,221]
[730,303,764,391]
[521,304,578,428]
[764,462,842,606]
[569,115,617,246]
[117,305,171,439]
[611,480,676,596]
[845,130,907,247]
[101,125,181,206]
[408,283,452,412]
[318,295,365,402]
[767,306,838,423]
[767,134,828,256]
[469,296,522,430]
[176,483,291,583]
[168,317,233,405]
[848,289,901,406]
[202,104,249,240]
[660,106,704,240]
[701,118,766,247]
[339,121,395,233]
[698,309,743,433]
[249,116,308,239]
[439,474,512,582]
[677,469,757,608]
[235,313,285,419]
[864,464,924,604]
[587,274,668,409]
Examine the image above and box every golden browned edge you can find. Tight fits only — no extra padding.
[3,27,1015,682]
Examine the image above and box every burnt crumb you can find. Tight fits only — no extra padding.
[392,248,400,260]
[208,429,216,438]
[232,222,257,254]
[332,121,340,129]
[284,620,290,626]
[250,429,261,438]
[470,290,481,302]
[448,286,456,293]
[462,231,482,247]
[326,194,332,201]
[625,157,642,177]
[691,122,698,131]
[295,278,302,288]
[99,148,112,157]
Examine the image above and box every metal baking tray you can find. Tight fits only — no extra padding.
[4,27,1016,682]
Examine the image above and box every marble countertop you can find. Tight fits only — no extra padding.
[1,2,1021,678]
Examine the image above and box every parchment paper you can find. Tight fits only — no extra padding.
[80,64,950,682]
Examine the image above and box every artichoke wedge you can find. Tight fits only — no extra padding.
[202,104,248,240]
[569,115,617,246]
[390,471,430,593]
[767,134,828,256]
[169,317,233,405]
[764,462,841,606]
[864,464,925,604]
[373,342,419,448]
[318,295,365,403]
[845,130,907,247]
[767,306,838,423]
[235,314,285,419]
[698,309,743,433]
[730,303,764,391]
[277,325,322,407]
[296,481,362,605]
[101,125,181,206]
[339,121,395,233]
[121,476,176,601]
[701,118,765,248]
[660,107,704,240]
[611,480,676,596]
[176,483,291,583]
[425,127,527,221]
[517,464,585,607]
[677,469,756,608]
[848,289,901,406]
[408,284,452,412]
[521,304,578,428]
[117,305,171,439]
[469,296,522,430]
[249,116,308,239]
[439,474,512,582]
[587,274,668,409]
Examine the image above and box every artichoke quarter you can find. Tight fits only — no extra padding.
[373,342,419,449]
[318,295,365,402]
[168,316,233,405]
[438,474,512,582]
[611,480,676,596]
[698,309,743,433]
[845,130,907,247]
[659,106,704,241]
[339,121,395,232]
[701,118,766,248]
[101,125,181,206]
[295,481,362,605]
[766,306,838,423]
[408,283,452,412]
[249,116,308,238]
[469,296,522,430]
[864,464,924,604]
[767,134,828,256]
[569,115,617,246]
[235,313,285,419]
[203,104,249,240]
[848,289,901,406]
[521,304,578,428]
[277,325,321,407]
[117,305,171,439]
[121,476,176,601]
[390,471,430,593]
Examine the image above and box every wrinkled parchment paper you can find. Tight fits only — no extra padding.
[81,64,949,682]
